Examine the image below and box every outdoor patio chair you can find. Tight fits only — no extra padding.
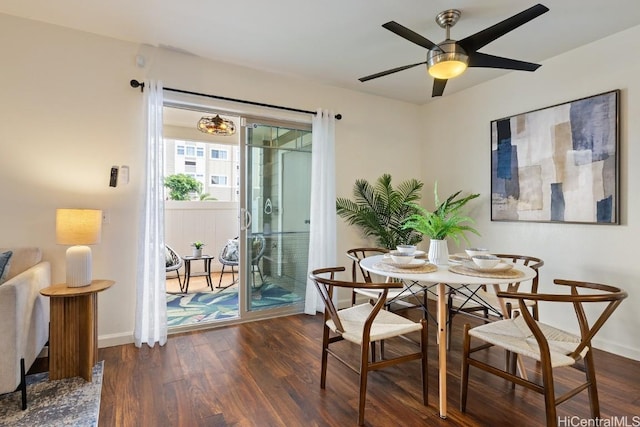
[460,279,627,427]
[249,234,266,286]
[165,245,183,291]
[309,266,428,426]
[218,235,266,289]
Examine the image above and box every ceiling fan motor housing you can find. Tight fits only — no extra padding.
[427,40,468,79]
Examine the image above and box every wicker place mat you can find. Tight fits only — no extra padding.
[373,261,438,274]
[449,264,525,279]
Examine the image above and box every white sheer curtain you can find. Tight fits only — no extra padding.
[134,79,167,347]
[305,109,337,314]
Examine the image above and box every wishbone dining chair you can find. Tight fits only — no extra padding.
[460,279,628,427]
[346,247,428,313]
[447,254,544,347]
[309,266,428,426]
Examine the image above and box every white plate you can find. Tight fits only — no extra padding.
[462,260,513,272]
[449,254,470,264]
[384,250,426,258]
[383,259,427,269]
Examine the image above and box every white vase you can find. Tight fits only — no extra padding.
[428,239,449,265]
[193,248,202,258]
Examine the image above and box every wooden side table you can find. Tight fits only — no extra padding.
[40,279,114,381]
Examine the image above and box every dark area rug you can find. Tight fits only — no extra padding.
[0,361,103,426]
[167,282,303,326]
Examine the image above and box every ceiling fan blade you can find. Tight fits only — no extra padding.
[359,61,427,82]
[468,52,541,71]
[458,4,549,52]
[382,21,437,50]
[432,79,448,97]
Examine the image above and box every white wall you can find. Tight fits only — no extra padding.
[419,25,640,360]
[0,14,144,344]
[0,14,421,347]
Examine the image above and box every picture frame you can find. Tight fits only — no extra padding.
[491,90,620,224]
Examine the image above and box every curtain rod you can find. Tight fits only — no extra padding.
[129,80,342,120]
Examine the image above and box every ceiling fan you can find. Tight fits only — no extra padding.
[359,3,549,97]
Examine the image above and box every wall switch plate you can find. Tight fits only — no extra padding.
[120,165,129,184]
[102,210,111,224]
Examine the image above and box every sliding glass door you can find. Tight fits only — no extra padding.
[240,119,311,315]
[163,100,311,327]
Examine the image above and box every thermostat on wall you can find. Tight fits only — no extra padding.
[109,166,119,187]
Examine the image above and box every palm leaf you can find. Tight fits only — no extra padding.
[402,183,480,243]
[336,174,424,249]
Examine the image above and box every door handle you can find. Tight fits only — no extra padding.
[241,208,252,230]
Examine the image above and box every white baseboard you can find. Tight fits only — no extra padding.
[592,337,640,361]
[98,332,134,348]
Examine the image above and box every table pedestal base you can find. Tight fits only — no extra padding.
[49,293,98,381]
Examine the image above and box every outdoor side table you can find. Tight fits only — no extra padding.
[181,255,214,292]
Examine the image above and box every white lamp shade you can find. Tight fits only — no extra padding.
[56,209,102,287]
[56,209,102,245]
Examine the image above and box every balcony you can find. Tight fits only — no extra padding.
[165,201,307,328]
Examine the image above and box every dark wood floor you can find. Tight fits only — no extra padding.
[98,304,640,426]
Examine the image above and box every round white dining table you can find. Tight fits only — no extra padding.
[360,254,537,419]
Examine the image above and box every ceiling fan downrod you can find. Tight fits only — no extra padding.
[435,9,461,40]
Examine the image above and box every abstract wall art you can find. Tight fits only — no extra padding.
[491,90,619,224]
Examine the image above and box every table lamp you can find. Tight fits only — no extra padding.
[56,208,102,287]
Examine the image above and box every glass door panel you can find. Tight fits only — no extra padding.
[243,122,311,313]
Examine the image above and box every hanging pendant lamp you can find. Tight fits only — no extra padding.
[197,115,236,136]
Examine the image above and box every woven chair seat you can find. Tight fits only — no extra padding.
[327,303,423,345]
[469,315,586,367]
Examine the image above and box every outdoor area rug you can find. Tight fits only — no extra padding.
[167,282,303,326]
[0,361,103,426]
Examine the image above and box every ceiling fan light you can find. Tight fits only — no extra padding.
[427,40,469,80]
[197,115,236,136]
[428,58,468,79]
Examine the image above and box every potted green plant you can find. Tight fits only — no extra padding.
[191,241,205,257]
[336,174,424,250]
[402,182,480,264]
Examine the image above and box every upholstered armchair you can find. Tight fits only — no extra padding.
[0,247,50,409]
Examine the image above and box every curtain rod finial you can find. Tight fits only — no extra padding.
[335,114,342,120]
[130,79,145,92]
